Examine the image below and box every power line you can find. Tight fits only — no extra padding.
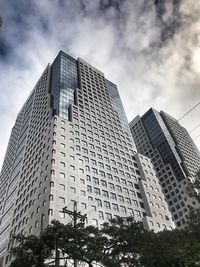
[62,201,87,267]
[193,134,200,140]
[189,123,200,133]
[178,101,200,121]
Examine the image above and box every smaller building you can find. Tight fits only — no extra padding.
[130,108,200,228]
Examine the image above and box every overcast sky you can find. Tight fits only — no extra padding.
[0,0,200,170]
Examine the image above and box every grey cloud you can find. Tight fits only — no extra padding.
[0,0,200,169]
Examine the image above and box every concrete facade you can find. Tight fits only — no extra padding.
[0,52,174,267]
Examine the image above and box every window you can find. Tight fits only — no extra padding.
[60,161,65,168]
[59,184,65,191]
[49,195,54,201]
[60,143,65,148]
[118,195,124,202]
[81,203,87,209]
[91,159,97,165]
[59,172,65,178]
[116,185,122,192]
[59,211,65,218]
[80,190,86,196]
[87,185,92,193]
[99,211,104,220]
[104,201,111,209]
[79,159,84,164]
[127,208,134,215]
[70,187,76,193]
[86,165,90,172]
[120,206,126,214]
[91,168,98,174]
[99,171,105,177]
[106,174,112,180]
[70,175,75,182]
[86,175,91,182]
[110,192,117,200]
[95,198,102,207]
[125,197,131,204]
[93,177,99,185]
[101,180,107,187]
[59,197,65,204]
[135,210,141,218]
[102,190,109,198]
[112,203,119,211]
[91,205,97,212]
[70,165,75,171]
[92,219,98,226]
[94,188,100,195]
[80,179,85,184]
[105,213,112,220]
[109,183,114,189]
[79,168,84,174]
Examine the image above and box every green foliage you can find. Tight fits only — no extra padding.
[100,217,146,267]
[9,216,200,267]
[140,229,197,267]
[9,234,51,267]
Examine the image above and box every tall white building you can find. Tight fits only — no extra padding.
[0,52,174,267]
[130,108,200,229]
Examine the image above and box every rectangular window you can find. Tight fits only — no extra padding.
[70,175,75,182]
[112,203,119,211]
[60,162,65,167]
[87,185,92,193]
[59,197,65,204]
[94,188,100,195]
[102,190,109,198]
[70,187,76,193]
[81,203,87,209]
[70,165,75,171]
[105,213,112,220]
[80,190,86,196]
[110,193,117,200]
[99,211,104,220]
[120,206,126,214]
[59,184,65,191]
[127,208,134,216]
[59,172,65,178]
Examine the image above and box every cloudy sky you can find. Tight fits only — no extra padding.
[0,0,200,169]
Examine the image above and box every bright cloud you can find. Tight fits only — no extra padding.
[0,0,200,169]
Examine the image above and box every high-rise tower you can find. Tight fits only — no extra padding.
[130,108,200,229]
[0,52,174,266]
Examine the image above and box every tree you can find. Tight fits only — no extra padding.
[100,216,145,267]
[67,225,106,267]
[10,234,51,267]
[9,220,106,267]
[140,227,200,267]
[9,215,200,267]
[9,221,75,267]
[40,220,74,266]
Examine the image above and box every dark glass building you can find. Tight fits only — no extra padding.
[130,108,200,228]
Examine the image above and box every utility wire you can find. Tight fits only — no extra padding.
[193,134,200,140]
[189,123,200,133]
[178,101,200,121]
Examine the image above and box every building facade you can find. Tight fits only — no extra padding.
[130,108,200,229]
[0,52,174,266]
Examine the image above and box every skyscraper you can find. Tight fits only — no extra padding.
[130,108,200,229]
[0,52,174,267]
